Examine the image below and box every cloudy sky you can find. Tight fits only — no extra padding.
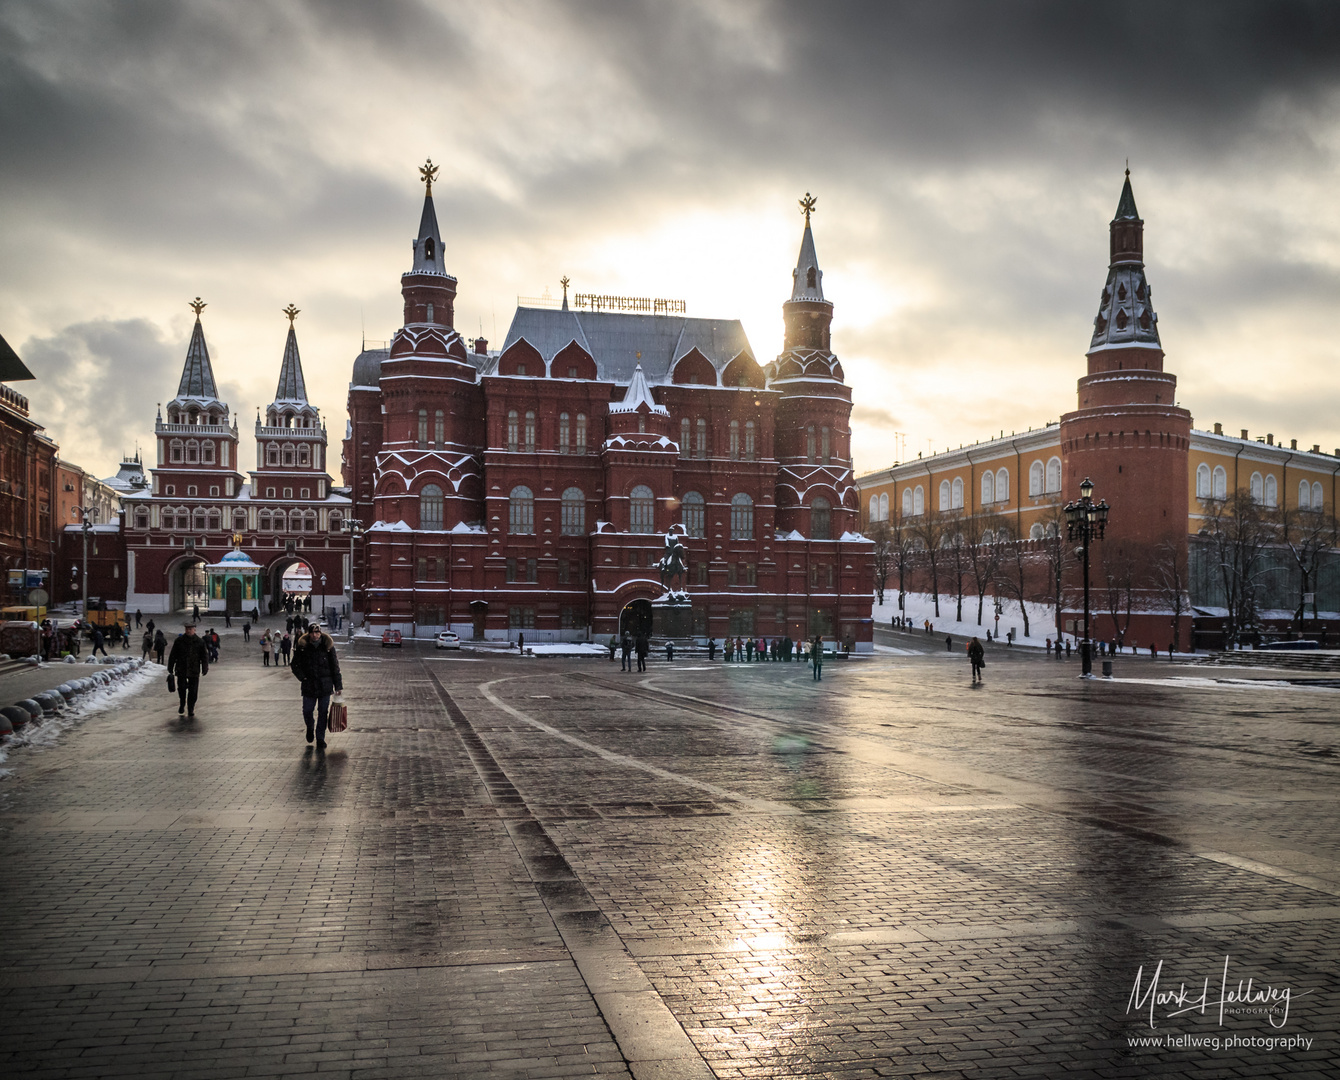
[4,0,1340,483]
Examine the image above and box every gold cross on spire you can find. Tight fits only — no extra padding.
[188,297,207,317]
[560,275,570,302]
[799,192,817,225]
[283,303,300,324]
[419,158,439,195]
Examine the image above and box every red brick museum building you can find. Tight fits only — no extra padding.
[344,172,874,645]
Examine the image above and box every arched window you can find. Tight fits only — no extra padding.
[1313,481,1324,510]
[426,302,434,323]
[981,529,994,545]
[303,510,317,532]
[186,440,200,464]
[821,426,831,465]
[902,489,913,517]
[811,496,831,540]
[506,410,519,451]
[425,237,435,261]
[298,444,310,467]
[952,477,964,509]
[1029,460,1044,496]
[134,507,149,529]
[560,412,571,454]
[913,485,924,516]
[878,493,889,521]
[258,510,271,532]
[1264,474,1277,508]
[695,418,707,458]
[1197,463,1212,499]
[289,509,303,532]
[996,468,1008,503]
[1212,465,1227,500]
[575,413,587,453]
[420,484,444,530]
[193,507,207,530]
[282,443,295,466]
[509,486,534,534]
[1250,472,1263,503]
[170,439,183,463]
[233,508,247,531]
[1045,457,1062,493]
[939,480,950,511]
[629,484,655,533]
[1030,522,1044,540]
[524,410,536,451]
[202,441,215,464]
[272,511,285,533]
[417,410,428,450]
[434,410,445,448]
[1299,479,1311,509]
[266,442,279,466]
[729,419,740,459]
[869,495,879,521]
[328,511,342,533]
[745,420,756,461]
[806,424,816,464]
[207,509,221,531]
[730,493,754,539]
[560,487,584,535]
[981,471,995,504]
[682,491,705,537]
[679,417,690,456]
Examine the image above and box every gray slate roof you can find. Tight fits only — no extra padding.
[273,324,308,403]
[176,317,220,402]
[500,307,753,384]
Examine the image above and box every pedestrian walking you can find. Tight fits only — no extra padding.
[141,629,153,659]
[811,636,824,681]
[134,609,142,628]
[91,625,108,657]
[945,634,953,652]
[967,637,985,683]
[608,635,617,662]
[665,640,674,663]
[192,603,200,623]
[243,622,251,642]
[207,628,220,662]
[153,629,167,664]
[262,632,273,667]
[708,638,717,661]
[146,618,155,636]
[224,611,232,628]
[635,632,649,673]
[290,623,343,750]
[620,631,632,671]
[167,623,209,718]
[281,631,292,663]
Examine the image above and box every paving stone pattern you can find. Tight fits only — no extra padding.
[1,630,1337,1078]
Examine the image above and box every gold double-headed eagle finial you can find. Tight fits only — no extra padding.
[189,297,207,317]
[799,192,817,225]
[283,303,300,324]
[419,158,439,195]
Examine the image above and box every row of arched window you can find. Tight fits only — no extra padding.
[1029,457,1063,496]
[417,410,446,450]
[166,406,225,427]
[503,410,590,454]
[677,418,757,460]
[1197,462,1327,510]
[264,441,313,467]
[267,410,318,429]
[169,439,219,465]
[498,487,765,540]
[868,463,1027,523]
[133,506,341,533]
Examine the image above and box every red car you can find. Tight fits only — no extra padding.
[381,629,403,648]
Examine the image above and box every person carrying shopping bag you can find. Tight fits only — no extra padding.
[290,622,343,750]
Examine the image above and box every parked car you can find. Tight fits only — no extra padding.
[381,629,402,648]
[434,631,461,650]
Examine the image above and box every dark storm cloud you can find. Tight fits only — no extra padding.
[21,319,178,469]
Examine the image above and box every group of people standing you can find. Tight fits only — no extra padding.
[258,614,314,667]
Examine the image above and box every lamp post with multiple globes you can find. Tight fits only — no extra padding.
[1063,477,1110,677]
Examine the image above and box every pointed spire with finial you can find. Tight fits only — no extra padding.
[273,304,309,403]
[176,297,220,400]
[560,275,570,311]
[1090,170,1161,351]
[789,192,825,302]
[410,158,445,275]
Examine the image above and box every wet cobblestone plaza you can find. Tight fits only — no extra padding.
[1,631,1336,1078]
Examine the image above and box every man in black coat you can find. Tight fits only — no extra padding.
[290,623,343,749]
[167,623,210,717]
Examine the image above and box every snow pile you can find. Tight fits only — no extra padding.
[874,591,1060,649]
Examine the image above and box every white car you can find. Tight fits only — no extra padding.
[434,631,461,650]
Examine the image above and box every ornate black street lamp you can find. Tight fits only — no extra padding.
[1063,477,1110,676]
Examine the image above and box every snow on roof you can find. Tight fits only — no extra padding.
[608,364,668,415]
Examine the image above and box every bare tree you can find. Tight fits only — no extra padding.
[945,512,968,622]
[1149,537,1190,651]
[869,520,892,606]
[913,509,946,618]
[1035,501,1072,641]
[993,523,1033,639]
[1100,542,1144,647]
[889,509,916,618]
[1199,490,1278,648]
[1276,503,1336,633]
[965,512,1008,625]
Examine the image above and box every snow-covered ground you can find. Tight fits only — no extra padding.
[874,591,1060,649]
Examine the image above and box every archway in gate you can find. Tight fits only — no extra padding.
[169,555,208,613]
[619,598,653,638]
[266,556,313,615]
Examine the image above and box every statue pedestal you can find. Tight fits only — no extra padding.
[652,595,693,639]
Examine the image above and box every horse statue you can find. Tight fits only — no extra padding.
[658,528,688,594]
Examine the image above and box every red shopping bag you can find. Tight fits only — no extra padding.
[327,697,348,733]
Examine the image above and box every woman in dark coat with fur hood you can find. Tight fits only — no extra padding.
[289,623,343,749]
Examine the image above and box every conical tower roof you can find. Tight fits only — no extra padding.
[274,321,308,403]
[176,300,220,401]
[407,159,448,277]
[1114,172,1140,220]
[1089,173,1161,352]
[609,364,668,415]
[790,223,825,302]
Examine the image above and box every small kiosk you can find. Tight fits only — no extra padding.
[206,544,262,615]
